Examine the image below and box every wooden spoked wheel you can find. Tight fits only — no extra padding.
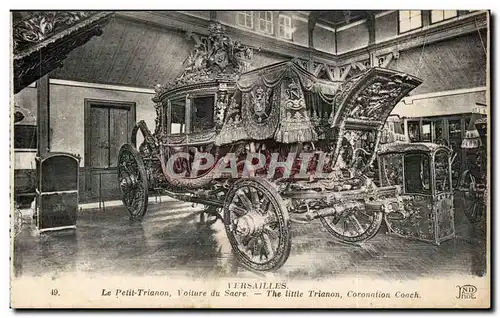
[320,205,383,243]
[117,144,149,221]
[457,170,485,223]
[223,178,291,271]
[461,193,484,223]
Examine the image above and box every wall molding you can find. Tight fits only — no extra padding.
[375,10,397,19]
[292,14,308,23]
[316,22,336,33]
[336,18,367,32]
[375,10,486,46]
[402,86,487,104]
[179,11,210,21]
[334,10,396,32]
[338,11,487,65]
[115,10,487,67]
[49,79,156,94]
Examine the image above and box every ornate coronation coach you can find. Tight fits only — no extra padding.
[117,23,454,271]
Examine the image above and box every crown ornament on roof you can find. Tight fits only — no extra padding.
[155,22,254,96]
[208,22,226,36]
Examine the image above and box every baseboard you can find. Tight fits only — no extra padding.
[78,195,178,210]
[15,194,180,219]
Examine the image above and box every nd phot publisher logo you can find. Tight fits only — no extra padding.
[456,285,477,300]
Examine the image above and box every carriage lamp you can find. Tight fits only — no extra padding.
[462,113,484,149]
[461,128,482,149]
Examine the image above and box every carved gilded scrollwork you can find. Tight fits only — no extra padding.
[154,22,254,97]
[13,11,113,93]
[13,11,96,52]
[215,89,228,131]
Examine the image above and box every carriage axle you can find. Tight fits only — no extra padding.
[302,201,365,221]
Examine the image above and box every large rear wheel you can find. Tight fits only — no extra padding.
[223,178,291,271]
[118,144,149,221]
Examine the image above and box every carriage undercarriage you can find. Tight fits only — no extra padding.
[116,22,431,272]
[118,135,405,271]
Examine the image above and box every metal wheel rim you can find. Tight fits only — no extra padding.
[321,207,381,240]
[118,145,147,217]
[224,179,290,270]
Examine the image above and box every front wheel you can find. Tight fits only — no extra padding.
[117,144,149,221]
[320,204,383,243]
[456,170,485,223]
[223,178,291,271]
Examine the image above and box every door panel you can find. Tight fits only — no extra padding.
[90,107,109,168]
[109,108,129,168]
[84,100,135,202]
[385,194,436,242]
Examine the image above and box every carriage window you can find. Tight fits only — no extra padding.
[190,96,215,133]
[170,99,186,134]
[435,150,451,193]
[433,120,443,142]
[408,121,420,142]
[396,121,405,135]
[421,121,431,141]
[404,153,431,194]
[448,119,462,139]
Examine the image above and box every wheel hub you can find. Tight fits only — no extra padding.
[120,175,138,191]
[234,209,267,236]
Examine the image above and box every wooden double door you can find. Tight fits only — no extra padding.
[84,99,136,202]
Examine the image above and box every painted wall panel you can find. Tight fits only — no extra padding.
[14,85,156,168]
[313,25,336,54]
[375,11,398,42]
[336,22,369,54]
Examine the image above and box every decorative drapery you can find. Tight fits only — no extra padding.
[216,60,422,150]
[219,61,339,145]
[236,60,333,97]
[273,72,318,143]
[215,92,249,145]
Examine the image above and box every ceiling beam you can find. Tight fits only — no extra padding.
[308,11,321,48]
[36,75,50,156]
[366,11,376,46]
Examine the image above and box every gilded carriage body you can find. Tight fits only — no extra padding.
[117,23,452,271]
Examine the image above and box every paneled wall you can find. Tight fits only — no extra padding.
[336,22,370,54]
[389,30,487,119]
[50,16,192,89]
[389,32,487,95]
[14,84,157,168]
[250,51,286,70]
[313,25,336,54]
[374,11,399,41]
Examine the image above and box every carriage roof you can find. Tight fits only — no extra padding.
[377,142,452,155]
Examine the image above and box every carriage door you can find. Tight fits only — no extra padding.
[84,99,136,202]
